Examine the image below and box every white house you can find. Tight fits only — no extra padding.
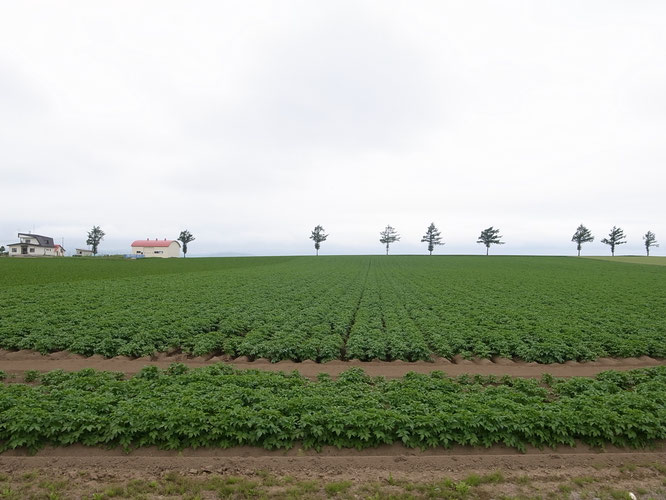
[131,239,181,258]
[75,248,94,257]
[8,233,65,257]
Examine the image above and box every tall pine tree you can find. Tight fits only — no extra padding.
[178,230,195,258]
[601,226,626,256]
[86,226,105,256]
[379,225,400,255]
[643,231,658,256]
[421,223,443,255]
[476,226,504,255]
[309,225,328,256]
[571,224,594,256]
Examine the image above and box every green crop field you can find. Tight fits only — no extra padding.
[1,365,665,452]
[0,256,664,363]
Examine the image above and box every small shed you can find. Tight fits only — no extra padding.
[130,239,181,258]
[75,248,94,257]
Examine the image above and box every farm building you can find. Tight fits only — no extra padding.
[131,239,181,258]
[7,233,65,257]
[75,248,94,257]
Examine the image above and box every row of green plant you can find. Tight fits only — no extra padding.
[0,256,664,362]
[1,365,665,453]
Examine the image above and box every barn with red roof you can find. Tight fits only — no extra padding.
[130,238,181,258]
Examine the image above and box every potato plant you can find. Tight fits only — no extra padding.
[0,256,663,362]
[0,365,664,452]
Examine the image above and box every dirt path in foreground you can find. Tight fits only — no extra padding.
[1,349,664,378]
[2,447,665,499]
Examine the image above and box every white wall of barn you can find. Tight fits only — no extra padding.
[131,241,181,258]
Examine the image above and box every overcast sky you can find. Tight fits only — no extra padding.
[1,1,664,256]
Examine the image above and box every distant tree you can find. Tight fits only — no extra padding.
[571,224,594,256]
[0,245,6,256]
[643,231,658,256]
[421,223,443,256]
[178,230,195,258]
[86,226,105,255]
[309,225,328,256]
[601,226,626,256]
[477,226,504,255]
[379,225,400,255]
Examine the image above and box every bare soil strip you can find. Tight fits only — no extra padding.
[2,443,665,458]
[1,349,664,378]
[1,449,665,499]
[2,450,665,476]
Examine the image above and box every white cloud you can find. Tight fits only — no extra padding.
[0,1,664,256]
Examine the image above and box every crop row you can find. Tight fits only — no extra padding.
[0,256,664,362]
[0,365,665,452]
[0,258,367,360]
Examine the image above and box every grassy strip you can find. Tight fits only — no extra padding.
[585,256,666,266]
[1,464,665,499]
[1,365,665,453]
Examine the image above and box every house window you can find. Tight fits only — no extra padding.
[11,248,16,253]
[154,250,163,254]
[29,248,35,253]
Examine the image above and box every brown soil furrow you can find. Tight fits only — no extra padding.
[2,452,664,499]
[2,443,665,458]
[0,350,664,378]
[1,445,665,489]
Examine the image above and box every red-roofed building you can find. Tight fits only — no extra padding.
[130,238,181,258]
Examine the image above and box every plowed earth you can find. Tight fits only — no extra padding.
[1,349,664,379]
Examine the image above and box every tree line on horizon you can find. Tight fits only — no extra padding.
[309,223,658,257]
[1,224,659,258]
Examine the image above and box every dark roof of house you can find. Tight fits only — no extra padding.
[14,233,55,248]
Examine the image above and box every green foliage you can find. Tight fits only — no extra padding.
[0,256,664,363]
[379,225,400,255]
[137,365,160,380]
[309,225,328,256]
[166,363,189,376]
[0,366,665,453]
[571,224,594,256]
[178,230,195,258]
[324,480,352,495]
[643,231,658,256]
[421,223,443,255]
[601,226,627,256]
[86,226,105,256]
[476,227,504,255]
